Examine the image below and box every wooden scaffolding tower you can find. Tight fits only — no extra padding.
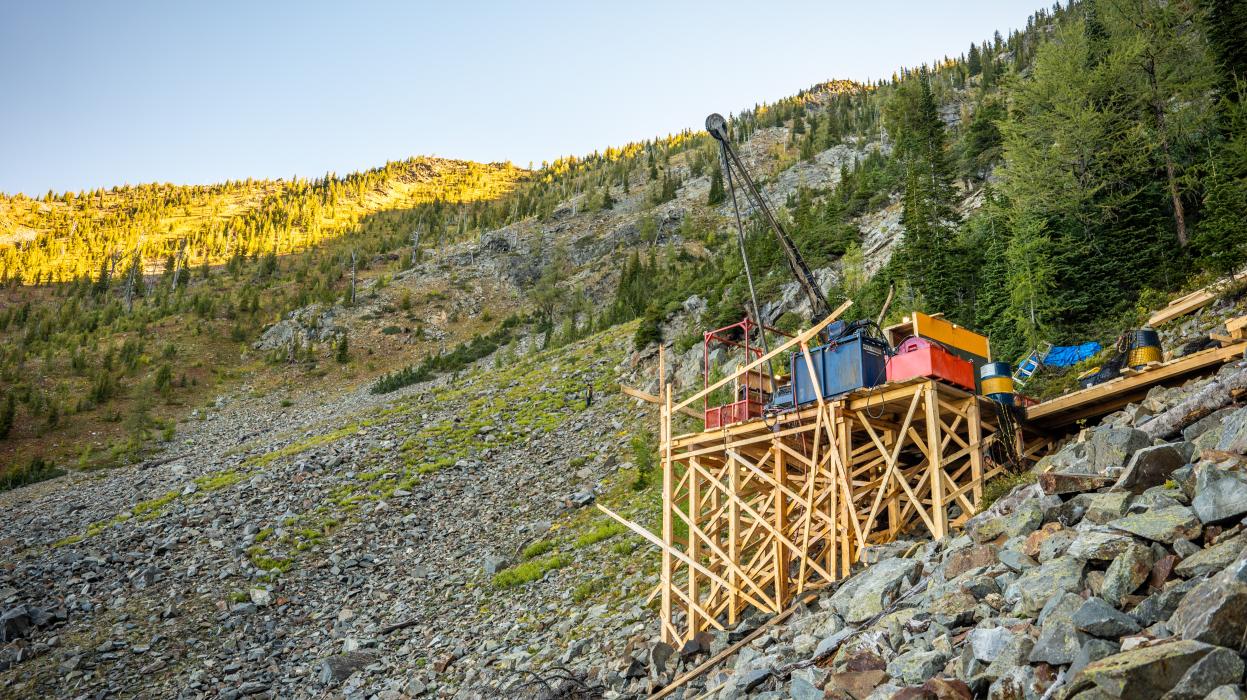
[607,312,1010,645]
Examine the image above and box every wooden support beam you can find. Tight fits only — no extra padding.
[620,384,703,419]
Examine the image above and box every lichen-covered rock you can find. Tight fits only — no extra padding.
[1192,464,1247,524]
[1114,444,1186,494]
[1107,506,1202,544]
[970,500,1043,543]
[1101,544,1153,607]
[828,557,921,623]
[1071,639,1241,699]
[1173,533,1246,578]
[1085,492,1132,525]
[1215,406,1247,454]
[886,648,948,685]
[1169,553,1247,649]
[1067,528,1137,561]
[1088,428,1151,475]
[1005,556,1084,616]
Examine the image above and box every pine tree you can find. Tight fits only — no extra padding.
[968,42,982,76]
[885,70,963,314]
[1203,0,1247,93]
[707,165,726,205]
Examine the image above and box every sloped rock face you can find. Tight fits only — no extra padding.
[252,303,345,351]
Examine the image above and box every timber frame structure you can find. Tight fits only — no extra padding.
[604,306,1247,646]
[616,306,1012,645]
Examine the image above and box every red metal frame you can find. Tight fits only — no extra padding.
[703,317,792,429]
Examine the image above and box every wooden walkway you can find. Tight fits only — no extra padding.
[1025,341,1247,429]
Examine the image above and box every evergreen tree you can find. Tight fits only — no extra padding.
[707,165,725,205]
[968,42,983,76]
[1203,0,1247,93]
[885,70,964,314]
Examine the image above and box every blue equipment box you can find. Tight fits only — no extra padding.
[790,331,889,406]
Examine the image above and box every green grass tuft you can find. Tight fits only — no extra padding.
[521,539,555,560]
[492,553,571,588]
[575,521,625,548]
[978,471,1039,512]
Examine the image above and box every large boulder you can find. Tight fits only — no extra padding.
[1173,533,1246,578]
[1101,544,1153,607]
[318,651,377,685]
[1070,639,1243,699]
[1071,597,1140,638]
[1004,555,1084,616]
[1088,428,1151,475]
[1191,464,1247,524]
[828,557,921,623]
[969,500,1043,543]
[886,649,949,686]
[1215,407,1247,454]
[1107,505,1202,544]
[1067,528,1137,561]
[1169,552,1247,649]
[1113,444,1186,494]
[1131,578,1201,627]
[1030,593,1085,665]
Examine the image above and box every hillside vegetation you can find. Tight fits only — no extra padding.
[1,0,1245,492]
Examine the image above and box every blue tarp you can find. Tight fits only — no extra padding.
[1044,342,1102,367]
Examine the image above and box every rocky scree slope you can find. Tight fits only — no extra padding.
[0,322,685,698]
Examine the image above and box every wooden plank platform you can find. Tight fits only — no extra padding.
[1025,341,1247,429]
[1147,272,1244,327]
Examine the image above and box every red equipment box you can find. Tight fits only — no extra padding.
[886,336,975,391]
[705,399,764,430]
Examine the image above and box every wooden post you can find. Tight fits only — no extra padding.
[661,384,674,642]
[967,396,984,504]
[727,445,740,625]
[688,455,701,635]
[772,445,789,607]
[924,382,947,539]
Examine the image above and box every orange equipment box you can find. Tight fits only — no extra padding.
[886,337,975,392]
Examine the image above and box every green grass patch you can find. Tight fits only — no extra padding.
[521,539,555,560]
[574,521,625,548]
[571,578,608,603]
[245,424,359,468]
[132,489,180,520]
[610,539,639,556]
[492,553,572,588]
[195,469,247,491]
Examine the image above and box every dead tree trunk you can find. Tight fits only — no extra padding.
[1142,364,1247,439]
[124,254,139,312]
[1146,55,1188,247]
[349,251,357,306]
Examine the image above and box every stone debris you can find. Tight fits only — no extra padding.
[2,276,1246,699]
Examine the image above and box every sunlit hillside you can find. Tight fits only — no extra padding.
[0,157,525,284]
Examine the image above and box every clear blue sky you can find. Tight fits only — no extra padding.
[0,0,1042,196]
